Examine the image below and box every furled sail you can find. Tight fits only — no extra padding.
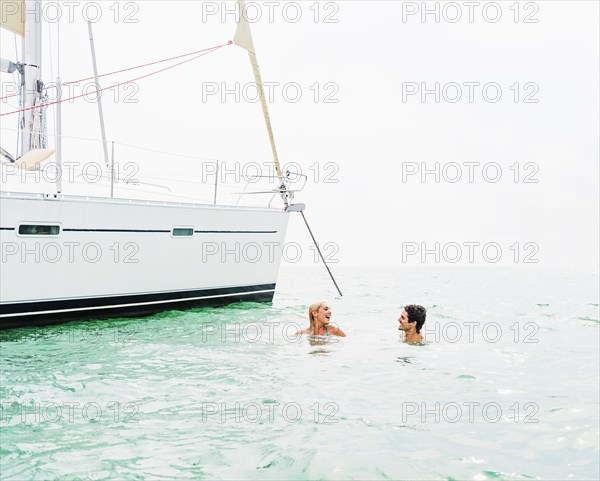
[0,0,24,36]
[234,0,283,181]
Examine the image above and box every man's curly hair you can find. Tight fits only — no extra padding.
[404,305,427,333]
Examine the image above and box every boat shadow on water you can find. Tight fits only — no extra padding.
[0,316,143,344]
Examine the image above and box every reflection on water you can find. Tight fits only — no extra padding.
[395,356,414,364]
[307,335,337,355]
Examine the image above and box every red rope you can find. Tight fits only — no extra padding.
[0,41,233,103]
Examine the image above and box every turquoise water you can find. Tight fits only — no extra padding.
[1,266,598,480]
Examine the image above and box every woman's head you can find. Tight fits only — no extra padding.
[308,301,331,331]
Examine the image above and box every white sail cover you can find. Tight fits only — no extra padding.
[233,0,282,181]
[233,0,255,53]
[14,148,54,171]
[0,0,24,36]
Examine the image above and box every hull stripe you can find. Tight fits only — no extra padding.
[1,228,277,234]
[0,289,274,318]
[1,284,275,317]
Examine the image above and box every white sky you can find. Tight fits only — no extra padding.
[1,1,599,269]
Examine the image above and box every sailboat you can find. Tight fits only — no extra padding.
[0,0,305,328]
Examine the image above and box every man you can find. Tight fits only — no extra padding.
[398,305,427,344]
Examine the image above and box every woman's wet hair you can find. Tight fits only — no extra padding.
[308,301,325,334]
[404,305,427,333]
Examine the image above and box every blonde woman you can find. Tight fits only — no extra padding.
[296,301,347,337]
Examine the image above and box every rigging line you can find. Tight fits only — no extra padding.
[0,42,231,118]
[48,20,56,140]
[300,211,343,298]
[13,33,21,157]
[48,20,54,85]
[0,43,230,101]
[0,127,217,162]
[15,77,22,158]
[0,101,20,110]
[13,32,20,62]
[0,126,104,143]
[2,131,222,164]
[61,44,226,86]
[112,141,220,161]
[0,130,262,168]
[57,18,60,79]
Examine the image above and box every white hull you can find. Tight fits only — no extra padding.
[0,192,290,328]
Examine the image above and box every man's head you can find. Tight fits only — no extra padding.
[398,304,427,334]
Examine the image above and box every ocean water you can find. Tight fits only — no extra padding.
[0,266,598,480]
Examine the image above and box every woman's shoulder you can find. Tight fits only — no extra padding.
[329,325,347,337]
[296,327,311,335]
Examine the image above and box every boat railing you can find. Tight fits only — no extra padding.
[0,129,306,209]
[234,171,308,207]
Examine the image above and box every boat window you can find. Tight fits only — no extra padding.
[172,228,194,237]
[18,224,61,236]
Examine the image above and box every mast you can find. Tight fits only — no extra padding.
[233,0,283,183]
[1,0,45,158]
[21,0,43,156]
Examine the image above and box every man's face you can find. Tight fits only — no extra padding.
[398,309,413,331]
